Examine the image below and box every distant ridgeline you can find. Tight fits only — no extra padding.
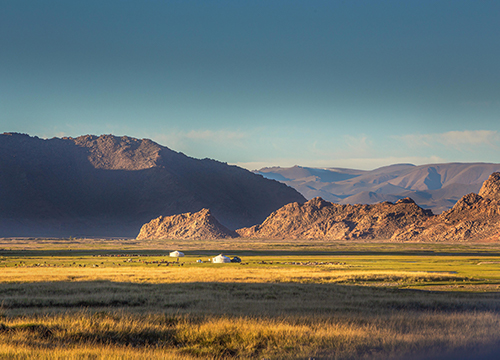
[0,133,305,237]
[255,163,500,214]
[138,172,500,242]
[4,132,499,242]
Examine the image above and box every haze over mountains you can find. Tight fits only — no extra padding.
[256,163,500,214]
[0,133,305,237]
[3,132,500,240]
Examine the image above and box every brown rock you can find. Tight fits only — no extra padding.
[137,172,500,242]
[73,134,161,170]
[478,172,500,200]
[236,197,433,240]
[392,172,500,242]
[137,208,239,240]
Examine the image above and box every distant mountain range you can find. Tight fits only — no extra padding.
[0,133,305,237]
[4,132,499,239]
[255,163,500,214]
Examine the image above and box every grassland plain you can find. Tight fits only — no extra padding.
[0,239,500,359]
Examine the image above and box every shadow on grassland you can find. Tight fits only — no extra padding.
[1,281,500,315]
[1,281,500,359]
[3,247,500,258]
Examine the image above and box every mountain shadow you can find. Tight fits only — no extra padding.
[0,133,305,237]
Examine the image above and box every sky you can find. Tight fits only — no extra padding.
[1,0,500,170]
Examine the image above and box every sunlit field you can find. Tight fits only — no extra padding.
[1,239,500,359]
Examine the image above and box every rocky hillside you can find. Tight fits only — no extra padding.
[392,172,500,242]
[236,197,433,240]
[136,173,500,242]
[0,133,305,237]
[137,209,237,240]
[256,163,500,214]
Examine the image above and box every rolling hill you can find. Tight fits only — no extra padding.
[0,133,305,237]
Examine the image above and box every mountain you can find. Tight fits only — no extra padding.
[137,208,238,240]
[236,197,432,240]
[135,172,500,242]
[0,133,305,237]
[256,163,500,214]
[392,172,500,242]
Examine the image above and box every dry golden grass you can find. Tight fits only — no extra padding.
[1,311,499,359]
[1,277,500,359]
[1,240,500,358]
[0,266,468,286]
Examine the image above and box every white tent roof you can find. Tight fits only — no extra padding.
[212,254,231,263]
[169,250,185,257]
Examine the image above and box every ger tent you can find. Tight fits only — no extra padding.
[169,251,185,258]
[212,254,231,263]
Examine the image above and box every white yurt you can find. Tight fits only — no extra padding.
[169,250,185,258]
[212,254,231,263]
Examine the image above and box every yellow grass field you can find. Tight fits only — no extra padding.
[1,239,500,359]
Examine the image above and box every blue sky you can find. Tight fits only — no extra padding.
[1,0,500,170]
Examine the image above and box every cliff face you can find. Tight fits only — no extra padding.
[0,133,305,237]
[137,209,238,240]
[392,172,500,242]
[236,197,433,240]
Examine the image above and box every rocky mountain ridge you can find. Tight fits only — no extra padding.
[236,197,432,240]
[137,172,500,242]
[0,133,305,237]
[392,172,500,242]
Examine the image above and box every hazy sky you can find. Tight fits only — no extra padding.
[2,1,500,170]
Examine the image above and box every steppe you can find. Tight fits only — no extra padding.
[2,135,500,358]
[1,238,500,359]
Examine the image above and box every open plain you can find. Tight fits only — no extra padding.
[0,239,500,359]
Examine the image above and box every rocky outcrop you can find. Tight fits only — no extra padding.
[478,172,500,201]
[236,197,433,240]
[392,172,500,242]
[137,209,238,240]
[73,135,162,170]
[136,172,500,242]
[0,133,305,237]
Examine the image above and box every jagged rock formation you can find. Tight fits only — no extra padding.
[236,197,433,240]
[0,133,305,237]
[478,172,500,201]
[135,172,500,242]
[137,209,238,240]
[392,172,500,242]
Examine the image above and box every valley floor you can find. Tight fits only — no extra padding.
[0,239,500,359]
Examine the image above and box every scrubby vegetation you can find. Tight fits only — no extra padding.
[0,240,499,359]
[1,310,500,359]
